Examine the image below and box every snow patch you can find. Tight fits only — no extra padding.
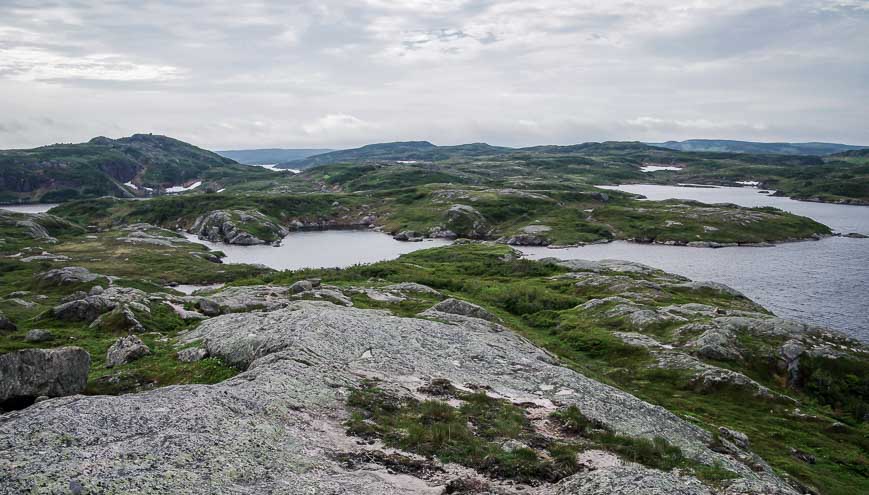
[641,165,682,172]
[736,180,760,186]
[124,181,138,190]
[165,181,202,193]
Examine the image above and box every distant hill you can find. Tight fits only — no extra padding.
[215,148,334,165]
[650,139,867,156]
[0,134,274,203]
[277,141,648,169]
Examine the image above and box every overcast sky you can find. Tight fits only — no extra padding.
[1,1,867,150]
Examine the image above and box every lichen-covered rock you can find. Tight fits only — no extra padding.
[0,301,795,493]
[24,329,54,342]
[190,210,288,245]
[425,298,497,322]
[52,295,116,322]
[0,347,90,402]
[289,280,314,293]
[719,427,751,450]
[445,204,490,239]
[556,465,714,495]
[105,335,150,368]
[189,285,290,313]
[383,282,441,296]
[37,266,101,286]
[176,347,208,363]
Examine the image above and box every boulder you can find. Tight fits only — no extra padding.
[426,298,497,322]
[392,231,423,242]
[105,336,151,368]
[24,329,54,342]
[52,296,116,323]
[289,280,314,294]
[0,347,90,403]
[37,266,100,286]
[445,204,490,239]
[383,282,441,296]
[719,427,750,450]
[177,347,208,363]
[0,310,16,332]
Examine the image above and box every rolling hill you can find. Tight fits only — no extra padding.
[650,139,867,156]
[0,134,275,204]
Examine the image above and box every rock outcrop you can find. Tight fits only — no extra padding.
[0,300,796,493]
[0,347,90,404]
[37,266,101,286]
[190,210,289,245]
[445,204,490,239]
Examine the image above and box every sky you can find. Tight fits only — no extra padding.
[1,0,868,150]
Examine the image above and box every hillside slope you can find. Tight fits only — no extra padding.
[0,134,274,204]
[215,148,333,164]
[650,139,867,156]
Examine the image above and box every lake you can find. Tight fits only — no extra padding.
[0,204,60,214]
[518,185,868,341]
[183,230,451,271]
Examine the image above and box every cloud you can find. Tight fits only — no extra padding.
[0,0,866,149]
[0,47,183,82]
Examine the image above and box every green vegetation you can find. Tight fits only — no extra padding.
[236,244,867,494]
[345,380,736,486]
[0,134,274,203]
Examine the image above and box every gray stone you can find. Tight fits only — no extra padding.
[289,280,314,293]
[425,298,497,322]
[0,347,90,402]
[393,230,423,242]
[190,210,288,245]
[25,329,54,342]
[556,465,714,495]
[105,335,151,368]
[383,282,441,296]
[0,301,795,494]
[177,347,209,363]
[52,296,116,322]
[37,266,100,286]
[719,427,750,450]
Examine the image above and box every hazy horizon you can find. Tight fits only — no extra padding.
[2,1,867,150]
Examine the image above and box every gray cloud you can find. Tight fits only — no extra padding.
[0,0,867,149]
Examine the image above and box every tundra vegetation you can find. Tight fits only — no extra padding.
[1,135,867,494]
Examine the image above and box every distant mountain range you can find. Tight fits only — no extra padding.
[0,134,273,203]
[215,148,334,165]
[648,139,867,156]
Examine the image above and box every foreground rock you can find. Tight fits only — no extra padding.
[0,347,90,405]
[0,300,794,493]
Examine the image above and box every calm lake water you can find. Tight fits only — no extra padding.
[519,185,869,341]
[0,203,60,214]
[184,230,451,271]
